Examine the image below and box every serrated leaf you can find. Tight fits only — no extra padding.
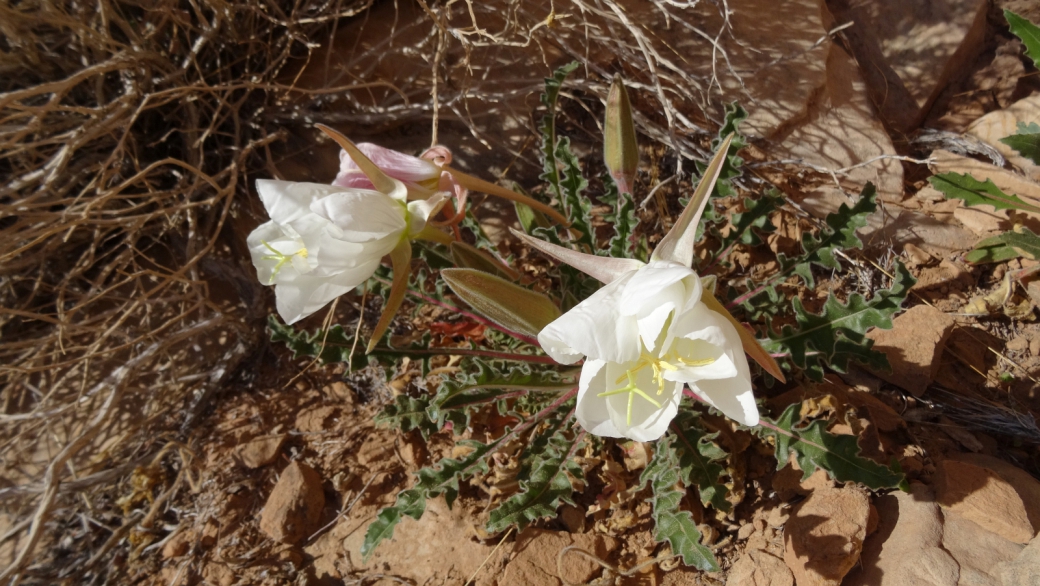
[999,122,1040,166]
[641,433,719,571]
[442,268,561,338]
[268,315,354,364]
[427,360,575,430]
[966,226,1040,264]
[929,172,1040,213]
[486,428,585,533]
[764,261,915,381]
[1006,10,1040,70]
[755,404,906,490]
[712,188,782,258]
[599,175,641,259]
[362,439,495,560]
[670,411,730,512]
[375,394,439,438]
[776,183,877,289]
[540,61,580,205]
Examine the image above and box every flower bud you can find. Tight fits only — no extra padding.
[604,75,638,195]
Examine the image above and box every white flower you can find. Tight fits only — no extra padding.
[248,178,446,324]
[538,260,756,441]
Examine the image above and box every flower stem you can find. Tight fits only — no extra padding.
[368,346,558,364]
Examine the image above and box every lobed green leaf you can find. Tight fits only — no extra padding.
[929,172,1040,214]
[998,122,1040,166]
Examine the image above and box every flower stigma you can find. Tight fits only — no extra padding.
[260,240,308,283]
[599,343,718,426]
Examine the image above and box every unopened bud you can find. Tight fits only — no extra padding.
[604,75,638,195]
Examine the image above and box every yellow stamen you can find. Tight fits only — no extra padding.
[260,240,308,283]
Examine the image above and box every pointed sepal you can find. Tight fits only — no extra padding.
[652,133,734,268]
[445,166,572,227]
[366,240,412,353]
[317,124,438,201]
[442,268,561,338]
[701,291,785,383]
[509,228,644,284]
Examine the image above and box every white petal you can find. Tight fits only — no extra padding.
[537,274,640,365]
[257,180,343,224]
[575,360,625,438]
[311,232,394,274]
[619,261,701,317]
[671,303,734,348]
[689,374,758,426]
[247,221,294,283]
[273,258,381,324]
[309,190,406,242]
[666,338,738,382]
[635,302,675,354]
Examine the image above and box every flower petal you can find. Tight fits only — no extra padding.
[309,189,407,243]
[538,273,641,365]
[257,180,342,224]
[689,373,758,426]
[335,142,441,186]
[273,258,381,324]
[406,192,450,236]
[575,360,625,438]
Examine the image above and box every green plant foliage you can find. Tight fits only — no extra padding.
[779,183,877,289]
[1006,10,1040,69]
[999,122,1040,166]
[966,226,1040,264]
[669,411,731,512]
[376,394,439,438]
[599,175,642,259]
[695,103,751,238]
[707,188,783,266]
[486,426,586,533]
[268,315,354,364]
[754,404,907,491]
[538,62,595,249]
[362,438,497,560]
[929,172,1040,213]
[764,261,915,381]
[641,433,720,571]
[427,360,575,430]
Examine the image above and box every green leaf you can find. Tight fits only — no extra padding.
[442,268,561,338]
[966,226,1040,264]
[669,411,730,512]
[427,360,575,430]
[486,427,586,533]
[540,61,580,206]
[754,404,907,491]
[999,122,1040,166]
[929,172,1040,213]
[1006,10,1040,70]
[600,174,642,260]
[268,315,354,364]
[362,439,497,560]
[764,261,916,381]
[376,394,439,438]
[641,433,719,571]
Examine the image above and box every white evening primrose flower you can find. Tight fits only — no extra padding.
[513,134,784,440]
[247,178,447,325]
[538,260,755,441]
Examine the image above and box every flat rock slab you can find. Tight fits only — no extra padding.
[846,483,959,586]
[259,461,325,545]
[866,304,957,396]
[728,549,794,586]
[502,528,619,586]
[942,508,1024,586]
[997,532,1040,586]
[935,454,1040,544]
[784,485,871,586]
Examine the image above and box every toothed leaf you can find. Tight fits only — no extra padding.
[763,261,915,381]
[929,172,1040,213]
[1006,10,1040,70]
[999,122,1040,166]
[754,404,907,490]
[641,432,719,571]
